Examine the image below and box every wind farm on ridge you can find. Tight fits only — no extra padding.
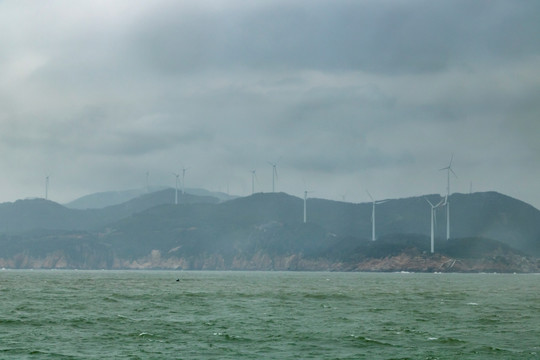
[3,151,539,272]
[42,154,465,256]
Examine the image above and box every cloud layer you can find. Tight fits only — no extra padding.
[1,0,539,207]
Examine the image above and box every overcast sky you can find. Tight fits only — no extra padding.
[1,0,539,208]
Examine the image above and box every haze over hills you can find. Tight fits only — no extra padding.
[0,190,538,271]
[106,191,540,255]
[64,187,236,209]
[64,187,166,209]
[0,189,220,233]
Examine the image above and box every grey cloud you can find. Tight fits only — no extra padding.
[1,0,540,207]
[122,0,540,75]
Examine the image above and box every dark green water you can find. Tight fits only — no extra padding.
[0,270,538,359]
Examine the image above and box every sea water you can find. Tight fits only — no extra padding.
[0,270,538,359]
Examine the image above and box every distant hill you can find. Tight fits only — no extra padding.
[64,187,163,209]
[0,191,538,271]
[65,187,235,209]
[102,191,540,257]
[0,189,219,233]
[307,192,540,255]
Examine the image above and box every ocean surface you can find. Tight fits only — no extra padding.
[0,270,538,359]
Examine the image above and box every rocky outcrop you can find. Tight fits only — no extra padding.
[353,253,539,273]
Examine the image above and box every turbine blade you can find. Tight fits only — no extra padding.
[366,191,374,201]
[425,197,434,207]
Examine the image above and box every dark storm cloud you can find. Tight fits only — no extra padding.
[125,0,540,75]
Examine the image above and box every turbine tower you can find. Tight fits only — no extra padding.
[303,190,314,223]
[425,197,445,253]
[251,170,256,195]
[182,167,189,195]
[173,172,180,204]
[146,171,150,193]
[439,154,457,240]
[367,191,388,241]
[45,175,49,200]
[268,162,278,193]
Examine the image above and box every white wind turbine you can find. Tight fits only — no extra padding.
[173,172,180,204]
[303,190,314,223]
[182,167,189,195]
[251,170,257,195]
[439,154,457,240]
[367,191,388,241]
[425,197,445,253]
[268,161,278,193]
[45,175,50,200]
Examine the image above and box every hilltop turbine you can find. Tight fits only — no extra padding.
[268,161,278,192]
[182,167,189,195]
[303,190,314,223]
[439,154,457,240]
[173,172,180,204]
[45,175,50,200]
[367,191,388,241]
[251,170,256,195]
[425,197,445,253]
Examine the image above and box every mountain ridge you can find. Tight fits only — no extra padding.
[64,187,236,209]
[0,190,538,271]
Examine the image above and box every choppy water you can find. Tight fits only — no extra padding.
[0,270,538,359]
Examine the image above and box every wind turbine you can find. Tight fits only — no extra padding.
[268,161,278,193]
[425,197,445,253]
[367,191,388,241]
[173,172,180,204]
[182,167,189,195]
[439,154,457,240]
[303,190,314,223]
[45,175,50,200]
[251,170,257,195]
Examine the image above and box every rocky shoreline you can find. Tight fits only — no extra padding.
[1,249,538,273]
